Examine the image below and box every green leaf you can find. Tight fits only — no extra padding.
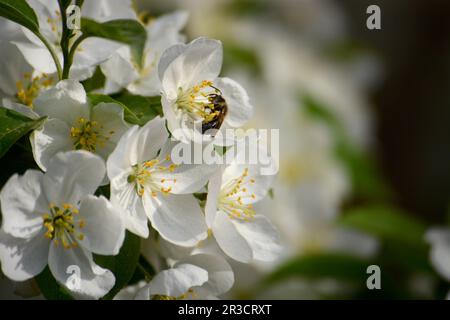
[58,0,72,10]
[87,93,141,125]
[112,94,162,125]
[0,107,46,159]
[339,205,433,273]
[338,205,427,247]
[81,67,106,92]
[35,267,74,300]
[129,255,156,284]
[223,43,262,76]
[80,18,146,69]
[95,231,141,300]
[214,145,230,156]
[265,253,369,285]
[87,93,162,126]
[0,0,39,33]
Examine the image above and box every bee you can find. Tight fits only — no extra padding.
[202,88,228,134]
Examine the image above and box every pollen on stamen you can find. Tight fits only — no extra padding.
[71,117,113,152]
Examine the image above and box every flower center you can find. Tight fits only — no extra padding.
[15,73,54,107]
[42,203,85,249]
[70,118,114,152]
[176,80,228,133]
[219,168,257,221]
[127,154,178,197]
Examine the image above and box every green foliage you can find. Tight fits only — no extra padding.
[339,205,432,273]
[0,0,39,33]
[80,18,147,69]
[35,267,74,300]
[88,93,162,126]
[223,44,262,76]
[129,255,156,284]
[113,94,163,125]
[265,253,369,285]
[339,205,427,247]
[0,107,46,159]
[81,67,106,92]
[95,231,141,300]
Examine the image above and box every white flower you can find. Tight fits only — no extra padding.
[14,0,136,80]
[101,11,188,96]
[205,160,282,263]
[107,117,217,244]
[0,20,56,110]
[29,80,129,172]
[134,254,234,300]
[159,37,253,143]
[0,151,125,299]
[425,228,450,282]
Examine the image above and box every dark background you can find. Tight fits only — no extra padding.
[340,0,450,223]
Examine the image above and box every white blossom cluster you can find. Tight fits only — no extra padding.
[0,0,281,300]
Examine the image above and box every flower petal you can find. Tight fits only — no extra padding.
[33,80,89,125]
[178,254,234,296]
[158,43,186,86]
[106,125,139,180]
[30,118,73,171]
[133,116,169,163]
[2,99,39,120]
[211,211,252,262]
[42,151,105,205]
[107,117,168,177]
[110,170,149,238]
[142,193,208,246]
[215,77,253,127]
[231,214,282,262]
[0,41,33,97]
[0,170,47,239]
[161,37,223,98]
[73,38,122,79]
[114,281,147,300]
[48,244,115,299]
[426,228,450,281]
[138,264,208,299]
[13,41,58,75]
[77,195,125,255]
[100,46,139,91]
[0,230,49,281]
[81,0,137,22]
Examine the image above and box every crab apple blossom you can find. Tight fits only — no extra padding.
[159,37,253,143]
[0,151,125,299]
[205,159,282,263]
[28,80,129,172]
[107,116,217,244]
